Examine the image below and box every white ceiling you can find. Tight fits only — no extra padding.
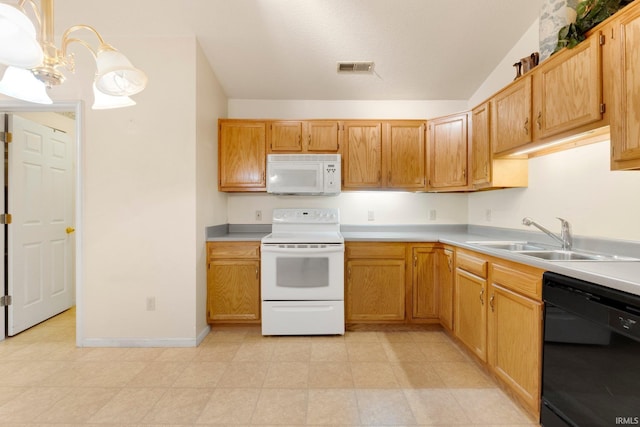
[53,0,544,101]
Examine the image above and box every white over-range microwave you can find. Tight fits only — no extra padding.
[266,154,341,195]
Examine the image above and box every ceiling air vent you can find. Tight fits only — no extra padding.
[337,62,374,73]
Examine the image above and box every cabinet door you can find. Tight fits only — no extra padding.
[492,75,532,155]
[454,269,487,361]
[270,121,303,152]
[488,283,542,414]
[219,121,266,191]
[343,122,383,189]
[471,102,491,187]
[610,5,640,169]
[386,121,427,190]
[207,260,260,321]
[438,248,454,330]
[412,247,437,320]
[306,121,340,152]
[346,259,405,321]
[428,113,468,190]
[534,34,603,140]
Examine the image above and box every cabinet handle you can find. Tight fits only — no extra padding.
[524,117,529,135]
[479,288,485,305]
[378,171,381,184]
[536,111,542,130]
[308,134,311,149]
[256,267,259,279]
[447,255,453,272]
[414,256,417,267]
[348,267,351,279]
[489,294,495,312]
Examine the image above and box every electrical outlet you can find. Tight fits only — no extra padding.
[485,209,492,222]
[367,210,375,221]
[146,297,156,311]
[429,209,437,221]
[255,210,262,221]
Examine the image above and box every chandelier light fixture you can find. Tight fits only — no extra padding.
[0,0,147,108]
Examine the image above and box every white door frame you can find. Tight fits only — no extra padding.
[0,100,83,347]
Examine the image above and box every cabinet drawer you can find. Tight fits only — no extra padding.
[346,242,406,259]
[456,250,488,278]
[207,242,260,260]
[491,262,543,300]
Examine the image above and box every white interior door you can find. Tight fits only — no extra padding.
[8,114,75,336]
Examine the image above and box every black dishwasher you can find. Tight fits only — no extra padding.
[542,272,640,427]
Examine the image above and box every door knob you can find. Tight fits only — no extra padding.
[66,227,75,234]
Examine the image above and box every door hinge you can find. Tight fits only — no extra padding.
[0,213,12,224]
[0,295,12,307]
[599,34,605,45]
[0,131,12,143]
[600,103,606,114]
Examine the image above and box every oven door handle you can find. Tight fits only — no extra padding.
[261,244,344,254]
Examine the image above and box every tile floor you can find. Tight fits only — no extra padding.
[0,308,540,426]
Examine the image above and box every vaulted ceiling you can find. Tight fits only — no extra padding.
[53,0,544,100]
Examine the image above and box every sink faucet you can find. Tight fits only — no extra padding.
[522,217,572,250]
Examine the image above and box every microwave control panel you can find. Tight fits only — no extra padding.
[324,161,341,193]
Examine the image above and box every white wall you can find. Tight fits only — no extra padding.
[195,42,228,338]
[468,19,541,107]
[228,99,469,225]
[467,19,640,242]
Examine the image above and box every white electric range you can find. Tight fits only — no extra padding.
[260,208,344,336]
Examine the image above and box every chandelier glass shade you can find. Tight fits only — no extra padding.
[0,0,147,108]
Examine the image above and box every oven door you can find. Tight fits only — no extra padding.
[261,243,344,301]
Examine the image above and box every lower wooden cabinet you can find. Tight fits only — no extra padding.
[345,242,406,322]
[453,248,543,418]
[454,250,489,362]
[437,248,454,330]
[206,241,261,323]
[411,246,439,320]
[488,262,543,416]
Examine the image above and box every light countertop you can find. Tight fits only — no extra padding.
[207,224,640,297]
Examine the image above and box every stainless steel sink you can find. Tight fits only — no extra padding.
[514,250,640,262]
[467,240,640,262]
[466,240,546,251]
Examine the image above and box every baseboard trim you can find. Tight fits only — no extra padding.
[80,324,211,348]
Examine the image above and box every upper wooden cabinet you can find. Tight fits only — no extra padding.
[471,101,528,190]
[492,75,533,155]
[343,120,427,191]
[492,27,605,157]
[342,121,383,189]
[427,112,469,191]
[385,121,427,190]
[269,121,303,152]
[268,120,340,153]
[532,33,604,140]
[607,2,640,170]
[218,120,266,192]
